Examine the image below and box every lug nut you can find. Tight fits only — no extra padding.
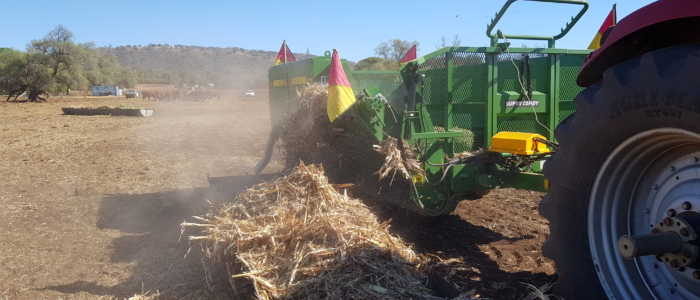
[667,209,677,217]
[684,249,693,258]
[694,271,700,279]
[663,218,673,226]
[651,228,660,234]
[680,228,690,237]
[682,202,693,210]
[670,259,680,268]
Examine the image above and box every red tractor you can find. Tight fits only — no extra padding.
[542,0,700,298]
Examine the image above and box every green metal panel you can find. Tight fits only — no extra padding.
[267,53,356,126]
[399,45,591,213]
[268,64,289,126]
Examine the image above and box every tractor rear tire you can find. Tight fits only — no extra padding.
[541,43,700,299]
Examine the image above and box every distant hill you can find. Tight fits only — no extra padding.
[100,45,312,88]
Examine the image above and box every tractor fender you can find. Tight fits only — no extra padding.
[577,0,700,87]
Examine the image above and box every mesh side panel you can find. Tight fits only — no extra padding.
[497,115,552,137]
[558,55,586,100]
[353,71,407,110]
[453,52,488,104]
[558,55,586,124]
[426,109,445,128]
[559,109,575,123]
[420,54,448,105]
[453,107,487,152]
[497,53,550,93]
[352,72,403,96]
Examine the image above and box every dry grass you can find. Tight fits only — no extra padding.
[183,162,453,300]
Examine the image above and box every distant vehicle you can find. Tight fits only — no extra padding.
[92,86,121,96]
[245,90,255,97]
[125,89,139,98]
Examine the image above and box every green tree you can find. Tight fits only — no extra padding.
[374,39,419,61]
[0,49,29,97]
[354,57,398,71]
[13,25,79,101]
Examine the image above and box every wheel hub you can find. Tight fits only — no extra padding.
[589,128,700,299]
[619,214,700,269]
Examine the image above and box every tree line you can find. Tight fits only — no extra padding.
[0,25,461,102]
[0,26,288,101]
[0,26,140,101]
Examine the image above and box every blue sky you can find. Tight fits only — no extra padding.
[2,0,655,62]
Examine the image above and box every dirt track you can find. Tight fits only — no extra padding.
[0,89,555,299]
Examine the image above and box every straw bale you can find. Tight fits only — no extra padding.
[184,162,448,299]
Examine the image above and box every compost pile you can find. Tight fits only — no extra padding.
[184,162,455,300]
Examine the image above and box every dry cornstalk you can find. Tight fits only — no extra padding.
[374,137,423,183]
[183,162,446,299]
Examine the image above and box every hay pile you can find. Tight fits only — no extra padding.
[374,137,423,182]
[184,162,448,300]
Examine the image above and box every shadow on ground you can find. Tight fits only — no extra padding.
[41,174,275,299]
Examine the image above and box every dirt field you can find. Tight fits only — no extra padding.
[0,89,555,299]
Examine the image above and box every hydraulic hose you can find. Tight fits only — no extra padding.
[253,123,284,175]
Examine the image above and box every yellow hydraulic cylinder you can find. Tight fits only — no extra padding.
[488,132,551,155]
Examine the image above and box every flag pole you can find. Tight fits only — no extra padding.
[283,40,287,64]
[613,4,617,24]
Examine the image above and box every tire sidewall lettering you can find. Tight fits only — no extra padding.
[610,89,700,120]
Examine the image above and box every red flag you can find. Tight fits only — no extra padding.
[588,5,617,50]
[327,49,355,122]
[399,45,417,66]
[274,40,296,65]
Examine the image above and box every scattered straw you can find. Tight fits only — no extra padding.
[373,137,423,183]
[184,162,445,299]
[126,290,160,300]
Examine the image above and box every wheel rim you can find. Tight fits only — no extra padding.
[590,128,700,299]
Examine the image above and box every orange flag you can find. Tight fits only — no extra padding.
[274,40,296,65]
[588,5,617,50]
[327,49,355,122]
[399,45,417,66]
